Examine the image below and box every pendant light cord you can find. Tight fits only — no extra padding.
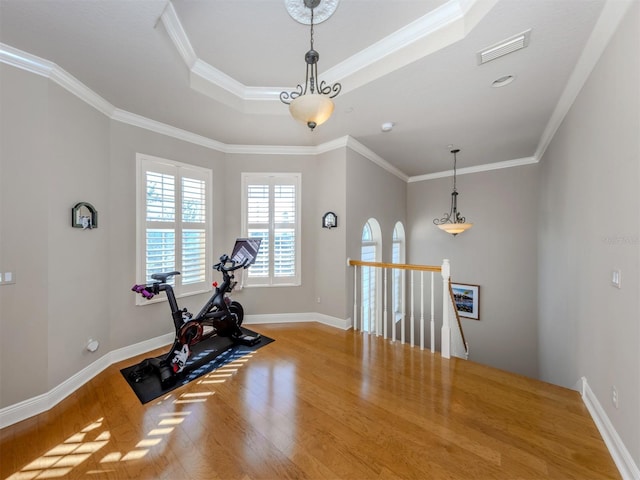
[309,8,315,51]
[452,150,458,193]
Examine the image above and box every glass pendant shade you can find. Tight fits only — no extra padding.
[437,222,473,235]
[289,93,335,130]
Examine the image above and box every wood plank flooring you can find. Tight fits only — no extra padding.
[0,322,619,479]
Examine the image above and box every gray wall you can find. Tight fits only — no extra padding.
[407,164,540,378]
[538,1,639,465]
[345,148,408,326]
[2,7,638,466]
[108,122,226,351]
[314,149,348,320]
[0,66,112,404]
[0,60,367,407]
[345,149,407,263]
[221,152,319,315]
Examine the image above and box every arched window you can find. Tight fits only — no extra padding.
[361,219,382,333]
[392,222,406,323]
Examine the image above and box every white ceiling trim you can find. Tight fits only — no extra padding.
[159,1,197,68]
[0,43,115,117]
[534,0,634,161]
[408,156,538,183]
[112,109,227,151]
[345,137,409,181]
[160,0,498,110]
[322,0,498,94]
[0,42,553,183]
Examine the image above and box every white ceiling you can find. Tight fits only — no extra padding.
[0,0,622,178]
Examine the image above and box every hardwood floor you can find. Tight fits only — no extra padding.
[1,322,619,479]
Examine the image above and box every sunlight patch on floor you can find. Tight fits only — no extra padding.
[6,418,109,480]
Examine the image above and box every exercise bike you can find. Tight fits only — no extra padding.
[130,240,261,388]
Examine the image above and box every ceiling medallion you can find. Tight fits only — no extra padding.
[280,0,342,131]
[285,0,340,25]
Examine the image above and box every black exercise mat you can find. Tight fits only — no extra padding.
[120,327,274,404]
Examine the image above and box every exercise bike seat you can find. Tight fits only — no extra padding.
[151,271,181,283]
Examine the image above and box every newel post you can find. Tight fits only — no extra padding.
[441,259,451,359]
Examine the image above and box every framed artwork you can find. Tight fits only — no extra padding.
[451,283,480,320]
[322,211,337,229]
[71,202,98,229]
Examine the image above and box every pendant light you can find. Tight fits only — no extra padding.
[280,0,341,131]
[433,149,473,236]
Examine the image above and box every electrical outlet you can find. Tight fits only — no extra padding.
[612,386,619,409]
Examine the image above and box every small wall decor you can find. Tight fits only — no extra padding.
[71,202,98,229]
[322,211,337,229]
[451,283,480,320]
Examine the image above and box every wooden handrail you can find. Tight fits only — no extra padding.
[348,259,442,272]
[448,280,469,353]
[349,257,467,360]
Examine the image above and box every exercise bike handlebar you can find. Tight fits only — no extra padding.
[131,254,249,300]
[213,255,250,273]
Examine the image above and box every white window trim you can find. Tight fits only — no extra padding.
[241,172,301,287]
[361,219,383,333]
[136,153,213,305]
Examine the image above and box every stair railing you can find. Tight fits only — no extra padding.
[348,258,468,360]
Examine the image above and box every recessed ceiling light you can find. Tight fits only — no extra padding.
[492,75,516,88]
[381,122,395,132]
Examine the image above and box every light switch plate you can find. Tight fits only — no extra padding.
[612,270,621,288]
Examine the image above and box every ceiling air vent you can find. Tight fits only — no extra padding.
[477,29,531,65]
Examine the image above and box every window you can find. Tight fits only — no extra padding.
[392,222,406,323]
[361,219,382,333]
[136,154,212,302]
[242,173,301,286]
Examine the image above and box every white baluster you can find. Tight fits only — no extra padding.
[420,271,424,350]
[353,264,358,331]
[430,271,435,353]
[392,271,398,343]
[410,270,415,347]
[383,268,388,339]
[441,259,451,359]
[369,266,373,333]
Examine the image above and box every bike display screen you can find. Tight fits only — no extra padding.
[231,238,262,266]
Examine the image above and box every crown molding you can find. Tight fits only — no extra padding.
[161,0,496,107]
[159,1,197,68]
[323,0,498,93]
[408,156,538,183]
[112,109,227,151]
[0,43,403,172]
[346,137,409,181]
[0,42,53,77]
[0,43,557,183]
[0,43,115,117]
[534,0,635,161]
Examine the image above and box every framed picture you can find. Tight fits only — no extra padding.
[451,283,480,320]
[71,202,98,229]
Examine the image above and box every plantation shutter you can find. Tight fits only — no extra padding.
[138,154,212,302]
[243,173,300,286]
[145,170,176,283]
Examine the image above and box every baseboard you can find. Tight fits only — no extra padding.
[244,312,352,330]
[0,314,349,429]
[580,377,640,480]
[0,332,174,429]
